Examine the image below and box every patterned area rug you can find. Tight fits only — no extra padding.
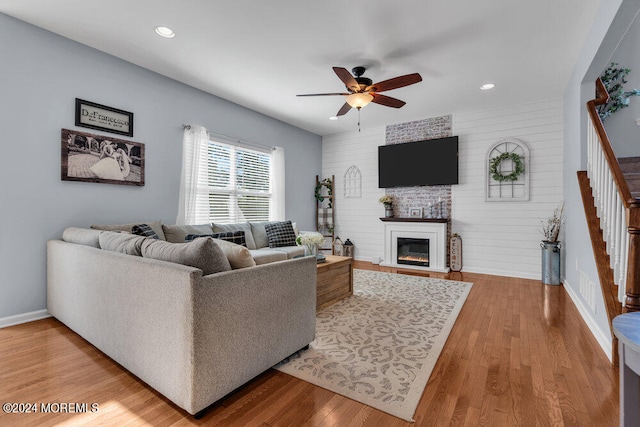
[274,269,472,422]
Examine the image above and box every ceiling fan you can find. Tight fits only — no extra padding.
[297,66,422,117]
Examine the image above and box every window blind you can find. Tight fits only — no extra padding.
[203,139,272,224]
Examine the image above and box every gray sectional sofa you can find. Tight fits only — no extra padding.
[47,220,316,416]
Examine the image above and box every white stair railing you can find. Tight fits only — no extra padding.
[586,81,631,306]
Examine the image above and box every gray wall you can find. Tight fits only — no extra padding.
[563,0,637,358]
[604,14,640,158]
[0,14,322,321]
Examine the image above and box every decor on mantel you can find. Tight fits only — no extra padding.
[486,138,529,201]
[379,194,394,218]
[540,203,564,285]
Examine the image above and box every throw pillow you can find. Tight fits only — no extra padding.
[62,227,102,248]
[140,237,231,275]
[264,220,297,248]
[90,220,166,240]
[212,238,256,269]
[161,224,213,243]
[185,231,246,246]
[132,223,160,239]
[99,232,147,256]
[212,222,256,249]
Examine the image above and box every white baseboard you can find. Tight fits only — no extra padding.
[562,279,613,362]
[0,309,51,329]
[457,266,539,280]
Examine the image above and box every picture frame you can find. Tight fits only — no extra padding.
[75,98,133,137]
[61,128,145,186]
[409,207,423,218]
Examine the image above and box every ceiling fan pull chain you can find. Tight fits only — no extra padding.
[358,107,361,132]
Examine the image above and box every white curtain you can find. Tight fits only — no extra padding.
[176,124,209,225]
[270,146,285,221]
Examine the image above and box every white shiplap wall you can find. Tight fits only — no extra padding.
[452,99,564,278]
[322,99,564,278]
[322,126,387,262]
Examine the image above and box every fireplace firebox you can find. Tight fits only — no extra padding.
[397,237,430,267]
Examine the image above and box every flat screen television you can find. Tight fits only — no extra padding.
[378,136,458,188]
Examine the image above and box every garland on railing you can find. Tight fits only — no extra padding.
[489,152,524,182]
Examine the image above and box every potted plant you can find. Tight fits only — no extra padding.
[540,203,564,285]
[379,195,394,218]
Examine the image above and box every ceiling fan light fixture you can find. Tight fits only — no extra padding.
[346,92,373,109]
[329,116,338,121]
[480,83,495,90]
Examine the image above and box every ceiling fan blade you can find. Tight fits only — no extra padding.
[333,67,360,92]
[367,73,422,92]
[371,93,406,108]
[336,102,352,116]
[297,93,350,97]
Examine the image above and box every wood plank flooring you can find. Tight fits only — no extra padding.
[0,264,619,426]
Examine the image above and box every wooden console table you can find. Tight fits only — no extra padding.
[316,255,353,311]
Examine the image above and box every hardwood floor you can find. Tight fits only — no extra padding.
[0,265,619,426]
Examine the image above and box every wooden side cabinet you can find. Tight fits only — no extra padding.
[316,255,353,311]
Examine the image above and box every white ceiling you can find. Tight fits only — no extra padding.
[0,0,601,136]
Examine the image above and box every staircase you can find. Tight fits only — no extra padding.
[581,78,640,365]
[618,157,640,198]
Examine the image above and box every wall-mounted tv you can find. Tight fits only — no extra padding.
[378,136,458,188]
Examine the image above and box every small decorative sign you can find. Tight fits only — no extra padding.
[409,208,423,218]
[61,128,144,186]
[75,98,133,137]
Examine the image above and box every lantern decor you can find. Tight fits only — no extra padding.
[333,236,344,256]
[343,239,354,258]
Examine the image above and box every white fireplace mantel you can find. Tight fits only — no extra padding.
[380,218,449,273]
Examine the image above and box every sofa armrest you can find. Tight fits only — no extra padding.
[190,256,317,412]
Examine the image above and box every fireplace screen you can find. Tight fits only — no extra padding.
[397,237,430,267]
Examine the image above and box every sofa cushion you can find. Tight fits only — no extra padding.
[91,220,166,241]
[185,231,247,246]
[162,224,213,243]
[212,222,256,249]
[141,237,231,275]
[212,238,256,269]
[264,221,297,248]
[132,223,160,239]
[62,227,102,248]
[99,232,147,256]
[271,245,306,259]
[249,221,273,249]
[249,249,288,265]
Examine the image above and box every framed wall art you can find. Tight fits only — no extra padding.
[61,128,145,186]
[409,207,423,218]
[75,98,134,137]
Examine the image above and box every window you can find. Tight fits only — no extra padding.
[204,139,273,223]
[178,125,284,226]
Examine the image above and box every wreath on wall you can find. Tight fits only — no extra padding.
[315,178,333,208]
[489,152,524,182]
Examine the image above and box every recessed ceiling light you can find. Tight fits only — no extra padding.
[329,116,338,121]
[154,26,175,38]
[480,83,495,90]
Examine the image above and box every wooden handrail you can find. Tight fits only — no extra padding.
[586,78,640,311]
[586,78,634,206]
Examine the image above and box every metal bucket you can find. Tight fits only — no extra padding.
[541,241,561,285]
